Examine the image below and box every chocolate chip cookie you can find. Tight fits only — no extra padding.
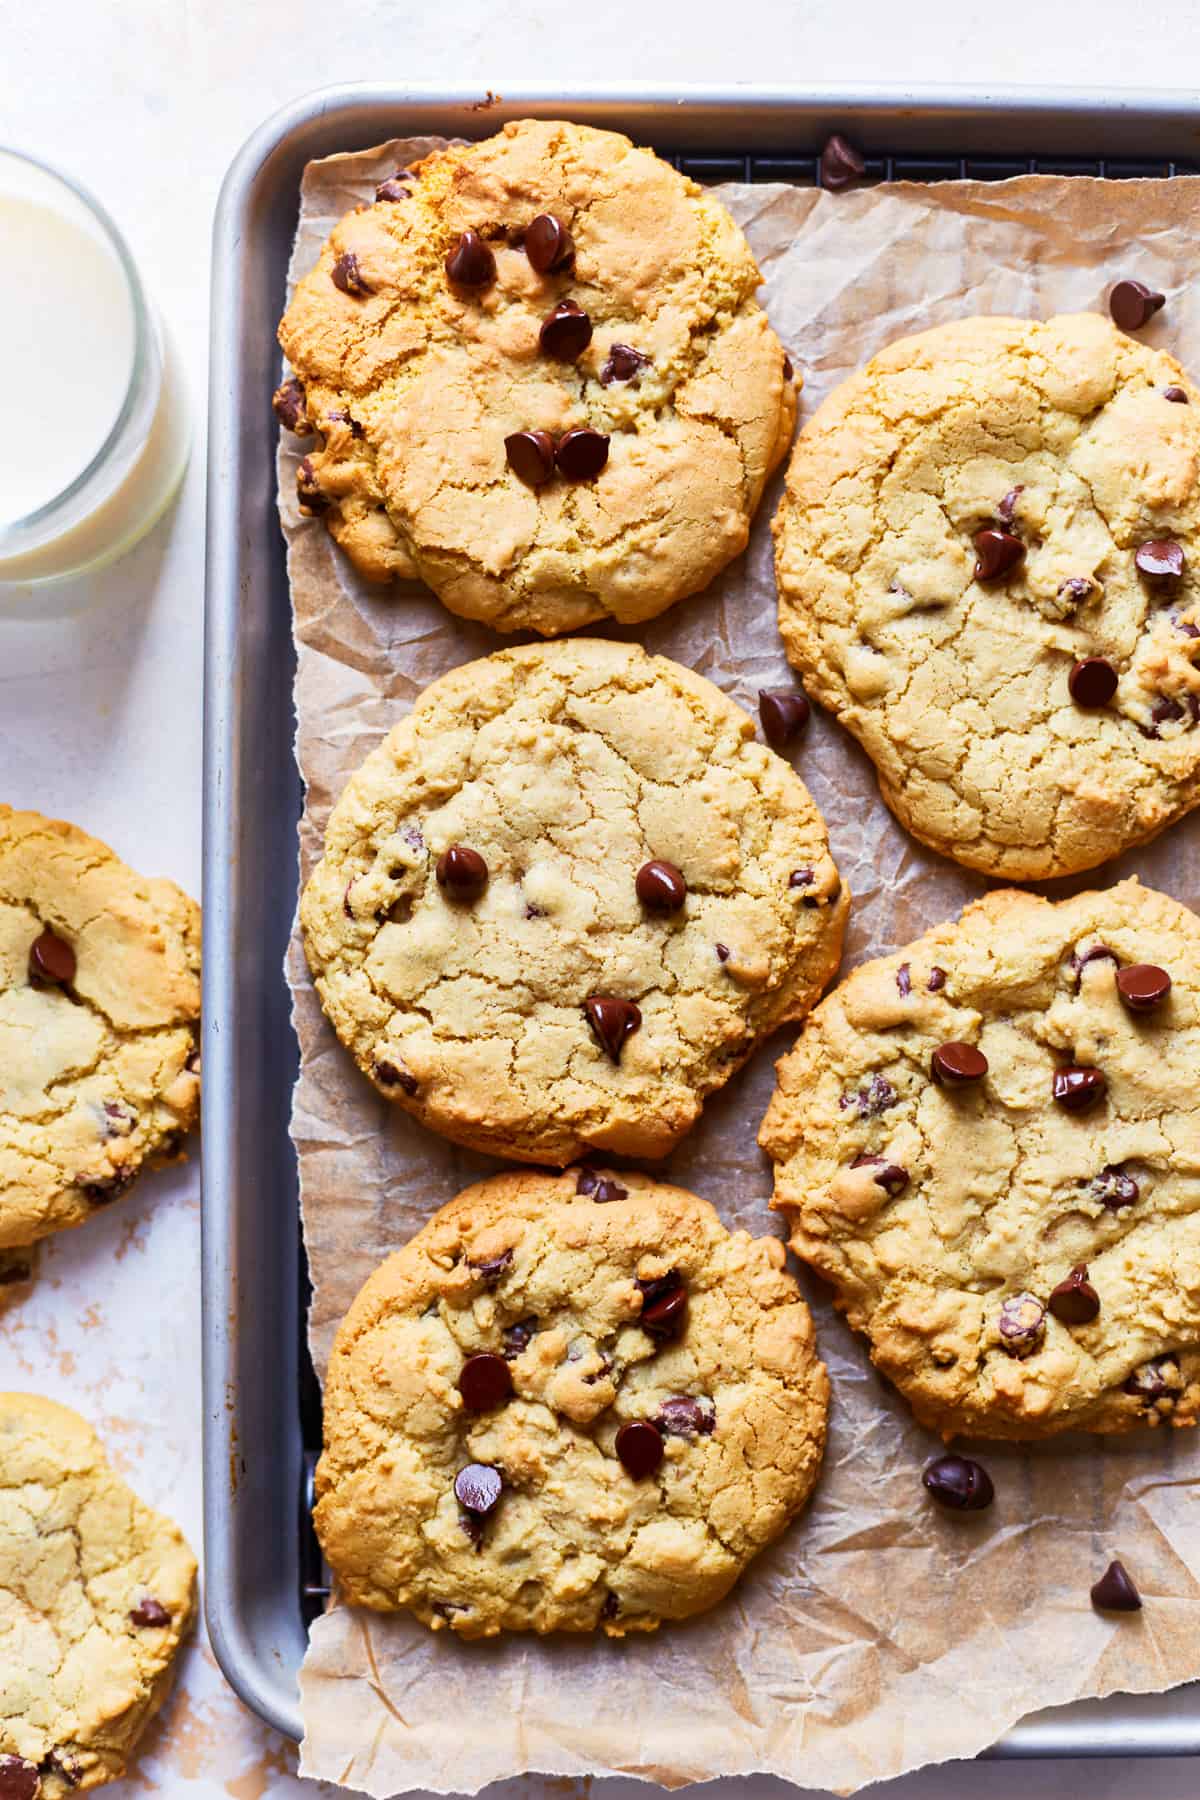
[760,877,1200,1439]
[774,312,1200,878]
[0,808,201,1248]
[277,118,797,635]
[300,639,847,1164]
[0,1394,196,1794]
[314,1169,829,1636]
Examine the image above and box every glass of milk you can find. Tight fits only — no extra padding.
[0,148,189,594]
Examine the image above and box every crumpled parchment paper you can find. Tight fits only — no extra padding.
[281,140,1200,1796]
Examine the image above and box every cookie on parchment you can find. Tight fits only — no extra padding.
[760,877,1200,1440]
[0,1394,196,1795]
[299,638,848,1165]
[773,312,1200,878]
[314,1169,829,1637]
[0,808,201,1249]
[277,117,797,635]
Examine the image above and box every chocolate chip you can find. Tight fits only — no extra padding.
[130,1596,171,1628]
[375,171,413,202]
[1135,539,1185,581]
[458,1352,514,1413]
[896,963,912,997]
[927,966,947,992]
[638,1284,688,1346]
[296,456,327,512]
[505,429,556,486]
[1174,613,1200,638]
[555,427,609,480]
[715,942,731,963]
[1069,657,1118,708]
[0,1260,31,1286]
[331,252,372,297]
[600,343,650,385]
[1058,576,1098,607]
[851,1154,909,1196]
[997,485,1024,524]
[635,859,686,913]
[1124,1355,1182,1400]
[1093,1164,1139,1210]
[788,867,814,890]
[0,1756,40,1800]
[1152,696,1187,730]
[1116,963,1171,1013]
[524,213,574,274]
[1109,280,1165,331]
[326,407,363,438]
[820,133,866,191]
[539,299,593,361]
[272,376,310,434]
[615,1419,664,1479]
[1090,1559,1142,1612]
[503,1317,537,1358]
[998,1292,1046,1357]
[931,1042,988,1087]
[1164,385,1189,403]
[1048,1264,1101,1325]
[575,1167,628,1203]
[81,1172,133,1207]
[468,1249,512,1287]
[922,1454,994,1512]
[454,1462,503,1516]
[1053,1066,1107,1112]
[758,688,811,750]
[29,928,75,987]
[436,844,489,902]
[585,996,641,1063]
[444,229,496,288]
[841,1073,898,1119]
[601,1589,620,1619]
[374,1059,418,1096]
[657,1396,715,1439]
[102,1101,136,1138]
[39,1754,78,1790]
[972,527,1025,583]
[1074,944,1119,986]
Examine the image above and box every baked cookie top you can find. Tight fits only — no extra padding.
[0,1394,196,1796]
[300,639,847,1165]
[774,312,1200,879]
[277,118,796,635]
[760,877,1200,1440]
[314,1170,828,1637]
[0,809,200,1250]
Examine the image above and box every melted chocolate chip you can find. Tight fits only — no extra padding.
[525,213,574,273]
[539,299,593,361]
[444,229,496,288]
[0,1756,39,1800]
[375,171,413,202]
[758,688,811,749]
[635,859,687,913]
[454,1462,503,1516]
[715,942,731,963]
[1090,1560,1142,1612]
[615,1419,664,1479]
[636,1271,688,1342]
[1058,576,1098,607]
[81,1172,133,1207]
[819,133,866,190]
[840,1073,898,1119]
[1135,539,1185,581]
[331,252,372,297]
[29,928,75,987]
[1109,280,1165,331]
[468,1249,512,1287]
[927,966,947,992]
[973,527,1025,583]
[997,485,1024,524]
[373,1060,418,1096]
[657,1395,715,1438]
[931,1042,988,1087]
[1116,963,1172,1013]
[788,867,814,890]
[0,1260,31,1287]
[896,963,912,997]
[1074,944,1119,985]
[923,1454,994,1512]
[436,845,489,902]
[130,1596,171,1628]
[575,1167,628,1203]
[326,407,363,438]
[458,1352,514,1412]
[998,1291,1046,1357]
[505,429,556,486]
[1124,1355,1182,1401]
[600,343,651,385]
[1048,1264,1101,1325]
[296,456,327,512]
[585,996,641,1063]
[851,1154,909,1196]
[1052,1066,1107,1112]
[1093,1164,1139,1210]
[502,1317,538,1358]
[272,376,310,434]
[555,427,609,480]
[102,1101,136,1138]
[1069,657,1118,708]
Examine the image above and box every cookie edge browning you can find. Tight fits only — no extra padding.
[313,1168,830,1635]
[299,638,849,1166]
[759,877,1200,1440]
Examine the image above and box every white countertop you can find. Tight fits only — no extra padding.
[5,4,1200,1796]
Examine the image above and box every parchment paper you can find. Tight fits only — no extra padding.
[282,144,1200,1796]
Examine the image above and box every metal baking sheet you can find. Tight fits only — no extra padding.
[202,82,1200,1758]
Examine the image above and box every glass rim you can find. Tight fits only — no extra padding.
[0,145,152,542]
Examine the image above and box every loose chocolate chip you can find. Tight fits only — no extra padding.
[505,428,556,486]
[468,1249,512,1287]
[585,996,641,1063]
[758,688,811,749]
[788,867,814,890]
[296,456,326,512]
[374,1060,418,1096]
[436,845,489,902]
[636,859,687,913]
[458,1352,514,1412]
[851,1154,909,1196]
[1069,657,1119,708]
[601,343,651,385]
[1109,279,1165,331]
[657,1395,715,1439]
[997,485,1024,524]
[503,1317,538,1358]
[1053,1066,1107,1112]
[525,213,574,273]
[714,942,731,963]
[0,1756,40,1800]
[29,928,75,987]
[130,1596,171,1628]
[331,252,372,297]
[1058,576,1097,607]
[922,1453,995,1512]
[1090,1559,1142,1612]
[1164,385,1189,403]
[636,1271,688,1342]
[539,299,593,361]
[896,963,912,997]
[1094,1164,1139,1210]
[375,171,413,202]
[998,1291,1046,1357]
[615,1419,664,1479]
[575,1166,628,1203]
[1048,1264,1101,1325]
[1135,539,1185,581]
[555,427,609,480]
[454,1462,503,1516]
[444,229,496,288]
[927,966,947,992]
[931,1042,988,1087]
[1116,963,1172,1013]
[1124,1355,1182,1400]
[820,133,866,191]
[972,527,1025,583]
[272,376,310,434]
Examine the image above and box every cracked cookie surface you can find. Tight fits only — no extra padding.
[774,312,1200,878]
[760,877,1200,1440]
[277,118,797,635]
[300,639,848,1164]
[0,1394,196,1795]
[314,1170,828,1637]
[0,809,201,1249]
